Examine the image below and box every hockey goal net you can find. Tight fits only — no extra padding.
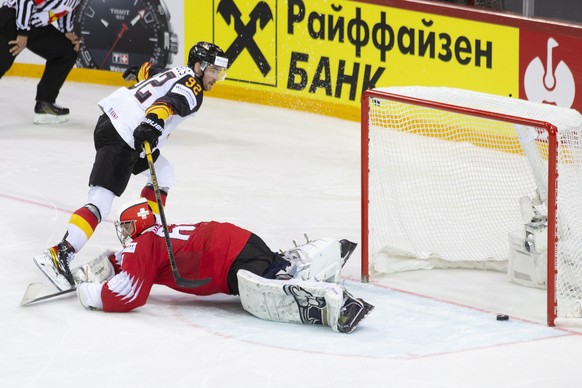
[361,86,582,326]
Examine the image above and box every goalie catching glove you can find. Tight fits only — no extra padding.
[133,113,164,149]
[73,251,116,284]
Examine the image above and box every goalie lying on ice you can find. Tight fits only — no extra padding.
[73,198,374,334]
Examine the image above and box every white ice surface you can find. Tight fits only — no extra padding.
[1,77,581,387]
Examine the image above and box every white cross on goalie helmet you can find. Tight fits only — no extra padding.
[114,198,156,246]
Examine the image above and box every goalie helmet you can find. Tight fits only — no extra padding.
[114,198,156,246]
[187,41,229,81]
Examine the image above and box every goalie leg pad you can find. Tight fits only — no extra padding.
[237,269,343,331]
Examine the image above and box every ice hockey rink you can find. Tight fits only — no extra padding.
[1,76,581,387]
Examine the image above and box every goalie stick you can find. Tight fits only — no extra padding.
[20,283,76,306]
[143,141,211,288]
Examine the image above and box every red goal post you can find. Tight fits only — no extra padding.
[361,86,582,326]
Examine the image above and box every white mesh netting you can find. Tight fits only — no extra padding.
[364,86,582,322]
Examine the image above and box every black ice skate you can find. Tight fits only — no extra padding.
[336,290,375,334]
[34,101,70,124]
[33,240,76,291]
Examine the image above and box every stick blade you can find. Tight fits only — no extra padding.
[20,283,44,306]
[175,277,212,288]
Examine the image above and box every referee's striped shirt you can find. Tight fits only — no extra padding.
[4,0,79,34]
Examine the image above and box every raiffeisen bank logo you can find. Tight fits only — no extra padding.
[524,37,575,108]
[216,0,277,86]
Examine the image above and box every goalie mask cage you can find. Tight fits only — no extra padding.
[361,86,582,326]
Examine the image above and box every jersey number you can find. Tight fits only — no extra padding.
[185,77,202,95]
[132,72,177,104]
[158,225,196,241]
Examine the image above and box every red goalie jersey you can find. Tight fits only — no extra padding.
[101,221,251,312]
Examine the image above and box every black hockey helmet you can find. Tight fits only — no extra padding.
[188,42,229,78]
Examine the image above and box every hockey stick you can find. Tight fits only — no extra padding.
[143,141,211,288]
[20,283,76,306]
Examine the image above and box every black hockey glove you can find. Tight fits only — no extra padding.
[133,114,164,149]
[122,65,140,82]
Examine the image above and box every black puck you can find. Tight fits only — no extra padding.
[496,314,509,321]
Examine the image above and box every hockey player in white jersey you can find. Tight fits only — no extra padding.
[34,42,229,291]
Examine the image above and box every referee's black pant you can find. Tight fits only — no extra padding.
[0,6,77,104]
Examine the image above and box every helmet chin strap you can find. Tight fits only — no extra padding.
[196,62,211,90]
[194,61,207,81]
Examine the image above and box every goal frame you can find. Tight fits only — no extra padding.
[360,88,559,326]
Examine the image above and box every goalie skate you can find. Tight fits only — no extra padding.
[33,241,76,291]
[336,291,375,334]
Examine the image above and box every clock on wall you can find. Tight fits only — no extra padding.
[74,0,178,72]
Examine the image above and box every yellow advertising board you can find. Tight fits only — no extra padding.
[186,0,519,121]
[5,0,521,121]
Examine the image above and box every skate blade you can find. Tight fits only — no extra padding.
[33,113,69,124]
[20,283,44,306]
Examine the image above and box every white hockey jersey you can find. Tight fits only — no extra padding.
[98,66,203,150]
